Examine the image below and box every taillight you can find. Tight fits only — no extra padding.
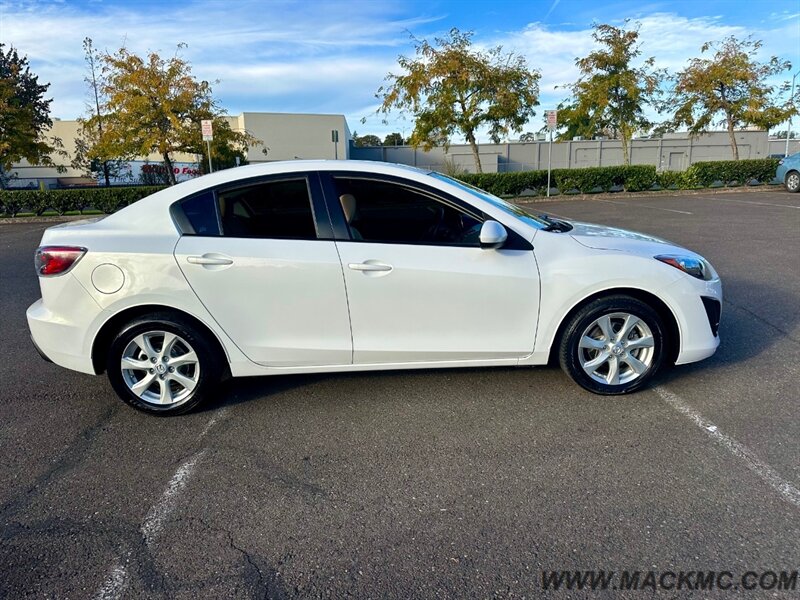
[34,246,87,276]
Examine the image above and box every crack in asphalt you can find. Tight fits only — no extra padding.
[196,516,289,600]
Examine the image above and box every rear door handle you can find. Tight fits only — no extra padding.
[187,254,234,266]
[348,262,392,272]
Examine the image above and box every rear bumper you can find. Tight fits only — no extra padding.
[28,298,96,374]
[29,333,53,364]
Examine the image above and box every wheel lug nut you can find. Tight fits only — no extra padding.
[168,367,174,373]
[151,357,156,363]
[162,356,168,362]
[149,368,154,374]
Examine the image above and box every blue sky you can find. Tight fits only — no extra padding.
[2,0,799,141]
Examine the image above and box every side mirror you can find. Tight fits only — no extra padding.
[479,220,508,249]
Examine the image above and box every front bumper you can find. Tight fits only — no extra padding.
[659,274,722,365]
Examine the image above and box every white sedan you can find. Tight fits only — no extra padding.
[27,161,722,415]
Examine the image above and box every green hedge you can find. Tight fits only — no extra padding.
[0,186,165,217]
[683,158,780,188]
[456,158,780,197]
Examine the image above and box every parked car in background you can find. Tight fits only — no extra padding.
[28,161,722,415]
[777,152,800,192]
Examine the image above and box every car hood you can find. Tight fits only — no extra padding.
[567,220,695,256]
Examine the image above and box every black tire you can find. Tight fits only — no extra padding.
[559,295,666,395]
[785,171,800,193]
[106,312,223,415]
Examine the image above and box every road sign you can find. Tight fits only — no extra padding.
[545,110,558,131]
[201,119,213,141]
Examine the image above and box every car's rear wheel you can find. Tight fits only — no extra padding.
[785,171,800,193]
[559,295,665,395]
[106,313,223,415]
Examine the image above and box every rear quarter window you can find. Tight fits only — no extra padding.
[177,191,220,236]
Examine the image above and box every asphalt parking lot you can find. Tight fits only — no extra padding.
[1,189,799,598]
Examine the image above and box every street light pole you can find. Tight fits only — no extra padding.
[786,69,800,157]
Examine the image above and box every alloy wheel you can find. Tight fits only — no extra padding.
[577,312,655,386]
[120,330,200,407]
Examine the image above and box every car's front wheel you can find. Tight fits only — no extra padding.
[559,295,666,395]
[106,313,223,415]
[785,170,800,193]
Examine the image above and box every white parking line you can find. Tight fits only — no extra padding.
[93,560,128,600]
[200,406,230,438]
[695,196,800,209]
[141,450,206,546]
[93,408,230,599]
[595,198,693,214]
[655,386,800,509]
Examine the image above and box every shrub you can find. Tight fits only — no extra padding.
[458,165,657,196]
[656,170,687,190]
[0,186,164,217]
[684,158,780,187]
[454,159,778,197]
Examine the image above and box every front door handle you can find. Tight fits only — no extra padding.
[187,254,234,266]
[348,262,392,272]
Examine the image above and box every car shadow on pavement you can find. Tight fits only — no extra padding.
[201,363,568,413]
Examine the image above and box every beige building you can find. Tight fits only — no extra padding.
[7,112,351,188]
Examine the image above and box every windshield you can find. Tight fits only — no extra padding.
[429,172,550,228]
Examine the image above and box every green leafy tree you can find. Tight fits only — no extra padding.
[671,36,794,160]
[383,132,405,146]
[90,44,259,185]
[354,133,382,147]
[559,22,664,164]
[375,28,540,172]
[0,44,65,188]
[198,132,249,174]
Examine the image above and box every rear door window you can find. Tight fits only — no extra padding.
[217,178,317,239]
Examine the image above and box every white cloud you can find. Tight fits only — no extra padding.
[1,0,797,141]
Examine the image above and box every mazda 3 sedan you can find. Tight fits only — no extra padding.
[27,161,722,415]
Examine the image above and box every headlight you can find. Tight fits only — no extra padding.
[655,255,715,281]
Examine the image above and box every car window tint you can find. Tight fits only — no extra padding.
[217,178,317,239]
[181,191,220,236]
[333,177,482,246]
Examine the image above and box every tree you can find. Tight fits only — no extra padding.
[0,44,65,188]
[375,28,540,173]
[90,45,259,185]
[79,38,112,185]
[771,130,798,139]
[197,130,249,174]
[519,132,537,142]
[352,133,382,147]
[670,37,794,160]
[383,132,405,146]
[559,22,664,164]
